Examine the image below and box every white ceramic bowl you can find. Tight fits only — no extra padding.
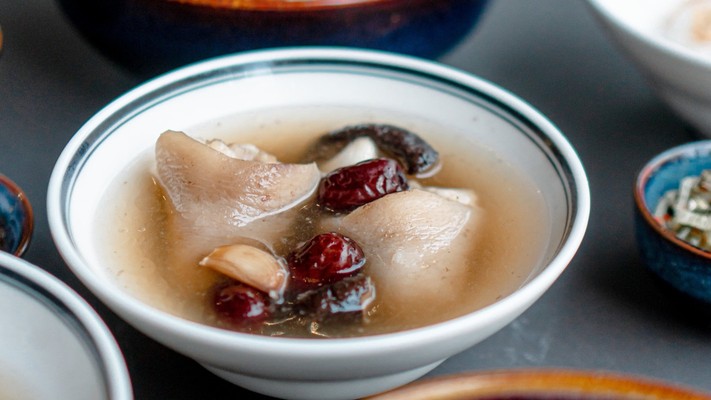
[587,0,711,136]
[0,252,132,400]
[47,48,590,400]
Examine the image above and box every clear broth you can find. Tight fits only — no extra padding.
[95,106,551,337]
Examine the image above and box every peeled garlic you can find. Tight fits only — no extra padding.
[199,244,286,297]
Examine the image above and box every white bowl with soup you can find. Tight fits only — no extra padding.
[587,0,711,136]
[47,48,590,400]
[0,252,132,400]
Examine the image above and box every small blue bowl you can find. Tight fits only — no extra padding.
[634,141,711,306]
[0,175,33,256]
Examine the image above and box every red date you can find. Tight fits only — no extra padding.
[318,158,408,212]
[305,275,376,323]
[213,282,270,329]
[287,232,365,293]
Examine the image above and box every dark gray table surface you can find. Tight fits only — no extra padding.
[1,1,710,398]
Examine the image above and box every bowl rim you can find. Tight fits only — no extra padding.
[634,140,711,260]
[586,0,711,70]
[0,174,34,257]
[0,251,133,399]
[173,0,393,11]
[47,47,590,355]
[365,369,711,399]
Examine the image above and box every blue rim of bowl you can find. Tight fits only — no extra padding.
[0,174,34,257]
[48,47,590,356]
[586,0,711,70]
[634,140,711,260]
[0,252,133,399]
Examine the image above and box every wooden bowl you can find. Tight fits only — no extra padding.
[367,369,711,400]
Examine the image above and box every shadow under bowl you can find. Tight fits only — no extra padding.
[367,369,711,400]
[0,174,33,256]
[57,0,490,77]
[634,141,711,307]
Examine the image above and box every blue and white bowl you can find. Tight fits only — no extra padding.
[0,251,132,399]
[48,48,590,400]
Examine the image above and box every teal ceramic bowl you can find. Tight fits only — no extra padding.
[0,175,33,256]
[634,141,711,306]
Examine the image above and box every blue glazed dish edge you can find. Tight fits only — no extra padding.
[634,141,711,305]
[0,174,34,257]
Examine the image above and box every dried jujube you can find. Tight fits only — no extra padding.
[317,158,408,212]
[299,275,376,323]
[213,282,271,328]
[287,232,366,293]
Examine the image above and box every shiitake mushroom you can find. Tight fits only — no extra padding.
[308,123,439,175]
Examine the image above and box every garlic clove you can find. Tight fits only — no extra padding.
[199,244,286,297]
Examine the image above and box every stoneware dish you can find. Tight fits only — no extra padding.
[587,0,711,136]
[366,369,711,400]
[57,0,489,76]
[0,251,132,399]
[0,174,33,256]
[634,140,711,306]
[47,48,590,400]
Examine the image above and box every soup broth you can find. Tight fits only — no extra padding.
[95,106,551,337]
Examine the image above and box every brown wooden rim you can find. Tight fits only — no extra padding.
[169,0,391,11]
[366,369,711,400]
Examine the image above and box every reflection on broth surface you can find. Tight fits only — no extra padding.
[95,106,551,338]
